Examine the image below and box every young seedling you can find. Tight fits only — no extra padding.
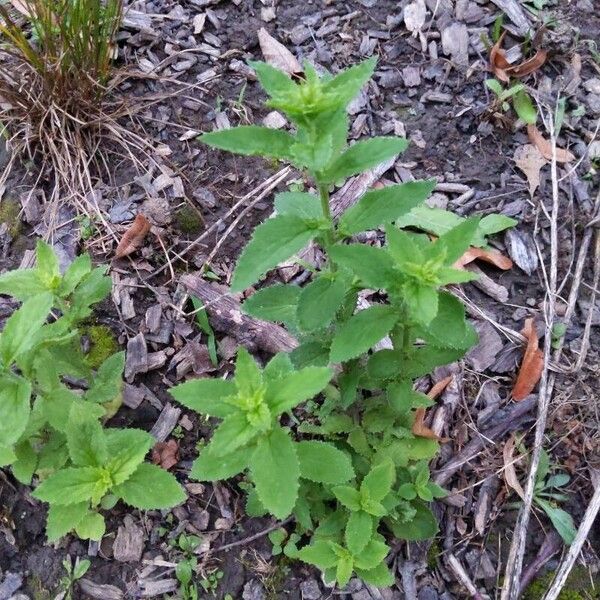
[486,78,537,125]
[180,58,511,587]
[59,556,90,600]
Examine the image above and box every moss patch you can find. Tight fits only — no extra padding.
[174,204,204,235]
[0,198,22,238]
[524,566,600,600]
[83,324,119,369]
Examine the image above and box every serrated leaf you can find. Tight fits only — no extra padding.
[336,554,354,588]
[59,254,92,296]
[191,445,249,481]
[296,540,338,569]
[297,441,354,484]
[0,269,46,300]
[345,511,373,555]
[297,275,347,331]
[0,293,53,365]
[432,217,480,265]
[0,376,31,446]
[355,562,395,587]
[66,416,107,467]
[206,412,258,457]
[170,378,237,418]
[75,511,106,541]
[330,305,398,363]
[12,439,37,484]
[242,284,300,324]
[266,366,332,414]
[274,192,322,219]
[32,466,105,505]
[263,352,294,381]
[320,137,408,184]
[250,60,298,98]
[353,538,389,570]
[387,501,438,540]
[231,215,320,292]
[361,460,395,502]
[35,240,60,283]
[323,58,376,107]
[114,462,186,509]
[332,485,361,511]
[250,426,299,519]
[339,180,435,234]
[329,244,396,290]
[402,282,439,324]
[85,352,125,405]
[46,502,89,541]
[200,126,296,161]
[105,429,154,485]
[290,340,331,368]
[234,347,263,397]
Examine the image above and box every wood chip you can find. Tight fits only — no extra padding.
[150,403,182,442]
[125,333,148,382]
[78,579,124,600]
[258,27,301,75]
[113,515,144,563]
[504,229,539,275]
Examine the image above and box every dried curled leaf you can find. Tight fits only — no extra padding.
[527,125,575,163]
[412,376,453,441]
[514,144,548,197]
[508,49,547,78]
[490,32,547,82]
[455,247,513,270]
[503,434,525,499]
[115,214,151,258]
[258,27,301,75]
[512,318,544,400]
[151,439,180,471]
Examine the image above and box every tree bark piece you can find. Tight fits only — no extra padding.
[182,275,298,354]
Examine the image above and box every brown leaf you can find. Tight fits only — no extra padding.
[151,439,179,470]
[512,318,544,400]
[412,376,453,441]
[490,32,511,83]
[514,144,548,197]
[503,434,525,499]
[258,27,302,75]
[115,214,151,258]
[527,125,576,163]
[455,247,513,270]
[507,49,547,77]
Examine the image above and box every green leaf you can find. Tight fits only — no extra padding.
[535,499,576,545]
[266,366,332,414]
[234,347,263,397]
[114,463,186,509]
[59,254,92,297]
[353,538,389,570]
[513,89,537,124]
[12,440,37,484]
[485,78,504,96]
[0,269,46,300]
[385,226,424,268]
[242,284,300,324]
[330,305,398,363]
[336,554,354,588]
[432,217,480,265]
[66,416,108,467]
[263,352,294,381]
[274,192,323,219]
[191,297,218,367]
[250,61,298,98]
[0,293,53,365]
[170,378,237,418]
[339,180,436,234]
[297,441,354,484]
[345,511,373,555]
[206,412,258,457]
[329,244,396,290]
[105,429,154,485]
[0,377,31,446]
[297,275,347,331]
[85,352,125,405]
[478,214,517,238]
[191,446,249,481]
[32,466,105,505]
[250,426,299,519]
[403,282,439,325]
[35,240,60,284]
[231,215,320,292]
[75,511,106,541]
[355,562,395,587]
[0,444,16,466]
[320,137,408,184]
[200,126,295,161]
[323,58,377,106]
[395,206,462,237]
[46,502,89,541]
[290,340,331,368]
[297,540,338,569]
[69,267,111,317]
[387,501,438,540]
[332,485,361,511]
[361,460,395,502]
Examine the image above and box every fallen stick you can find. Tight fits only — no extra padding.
[447,554,485,600]
[181,274,298,355]
[433,396,536,486]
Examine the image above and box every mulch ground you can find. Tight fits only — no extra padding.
[1,0,599,598]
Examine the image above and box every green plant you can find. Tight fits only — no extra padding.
[172,534,202,600]
[486,78,537,124]
[59,555,90,600]
[172,58,510,588]
[0,242,185,540]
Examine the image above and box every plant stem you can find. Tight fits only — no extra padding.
[318,183,337,268]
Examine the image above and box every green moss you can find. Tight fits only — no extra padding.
[524,566,600,600]
[83,324,119,369]
[427,539,441,569]
[174,204,204,235]
[0,198,22,238]
[28,576,51,600]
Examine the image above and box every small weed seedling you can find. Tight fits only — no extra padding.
[169,58,515,588]
[172,534,202,600]
[486,78,537,125]
[59,556,90,600]
[0,242,186,540]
